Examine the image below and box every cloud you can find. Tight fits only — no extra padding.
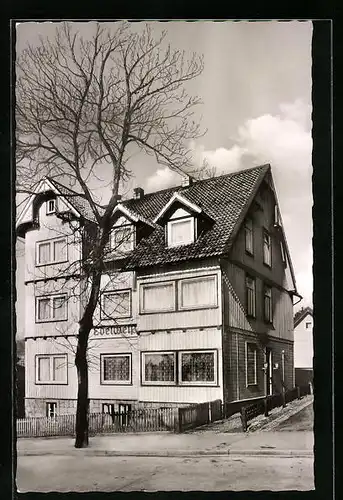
[145,166,182,192]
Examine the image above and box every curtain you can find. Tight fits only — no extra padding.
[53,296,66,320]
[169,219,192,246]
[104,356,130,381]
[181,277,216,308]
[38,298,50,320]
[38,356,50,381]
[113,227,132,253]
[181,352,214,382]
[53,355,66,382]
[38,243,50,264]
[144,353,175,382]
[53,239,66,262]
[143,283,174,312]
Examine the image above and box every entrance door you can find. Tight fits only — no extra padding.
[266,348,273,396]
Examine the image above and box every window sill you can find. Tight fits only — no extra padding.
[35,318,68,323]
[245,250,254,257]
[141,382,177,386]
[263,262,272,269]
[35,381,68,385]
[100,381,132,386]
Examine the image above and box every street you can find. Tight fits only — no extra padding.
[17,454,314,492]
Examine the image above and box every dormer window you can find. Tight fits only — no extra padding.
[46,199,56,215]
[167,216,195,248]
[111,225,135,255]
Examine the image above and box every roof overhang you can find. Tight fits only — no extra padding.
[153,192,202,224]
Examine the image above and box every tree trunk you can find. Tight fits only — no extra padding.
[74,326,91,448]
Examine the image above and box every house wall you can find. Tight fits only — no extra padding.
[294,314,313,369]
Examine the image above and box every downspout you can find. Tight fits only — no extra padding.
[236,332,240,401]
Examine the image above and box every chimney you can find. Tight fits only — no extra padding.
[181,175,193,187]
[134,187,144,199]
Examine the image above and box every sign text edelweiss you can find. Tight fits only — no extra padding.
[93,325,137,337]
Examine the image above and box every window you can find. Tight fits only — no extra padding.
[101,354,132,384]
[36,294,67,322]
[142,352,176,385]
[46,199,56,215]
[36,354,68,384]
[101,290,131,319]
[111,225,134,255]
[46,402,57,418]
[102,403,115,415]
[280,241,287,265]
[246,275,256,317]
[246,343,257,386]
[263,230,272,267]
[179,276,217,310]
[119,403,132,426]
[264,286,273,323]
[140,281,175,313]
[274,204,281,226]
[36,237,67,265]
[179,350,217,385]
[244,218,253,254]
[167,217,195,247]
[306,322,312,329]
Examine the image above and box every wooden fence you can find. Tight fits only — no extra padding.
[178,399,222,432]
[17,407,178,438]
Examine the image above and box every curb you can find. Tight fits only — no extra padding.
[18,449,314,458]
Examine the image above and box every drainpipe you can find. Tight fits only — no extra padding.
[236,332,240,401]
[281,350,286,407]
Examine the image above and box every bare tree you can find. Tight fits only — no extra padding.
[16,21,205,447]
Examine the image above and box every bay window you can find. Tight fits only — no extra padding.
[101,354,132,384]
[179,350,217,385]
[36,354,68,384]
[179,275,217,310]
[142,352,176,385]
[36,237,67,265]
[140,281,175,313]
[246,343,257,386]
[246,275,256,317]
[36,294,67,322]
[101,290,131,319]
[167,217,195,247]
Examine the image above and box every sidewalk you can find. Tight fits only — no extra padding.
[17,430,314,458]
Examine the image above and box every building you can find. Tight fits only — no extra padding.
[16,339,25,418]
[294,306,313,387]
[16,164,300,418]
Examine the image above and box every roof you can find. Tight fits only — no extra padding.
[294,307,313,327]
[123,164,270,269]
[47,178,98,223]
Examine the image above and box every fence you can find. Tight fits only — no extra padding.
[17,407,178,438]
[178,399,222,432]
[240,383,312,432]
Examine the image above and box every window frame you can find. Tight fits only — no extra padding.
[263,285,273,323]
[141,351,177,386]
[245,342,258,387]
[46,199,56,215]
[101,289,132,320]
[305,322,312,329]
[263,229,272,267]
[35,354,68,385]
[244,217,254,255]
[46,402,58,418]
[36,236,68,266]
[178,275,218,311]
[178,349,218,386]
[167,216,195,248]
[245,275,256,318]
[140,280,176,314]
[110,224,135,255]
[100,353,132,385]
[35,293,68,323]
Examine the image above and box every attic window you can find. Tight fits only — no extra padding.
[46,199,56,214]
[167,217,195,248]
[111,225,135,256]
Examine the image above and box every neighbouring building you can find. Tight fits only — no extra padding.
[16,338,25,418]
[16,164,301,418]
[294,306,313,387]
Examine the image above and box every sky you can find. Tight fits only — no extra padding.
[15,20,313,331]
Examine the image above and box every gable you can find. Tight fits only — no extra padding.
[169,207,192,220]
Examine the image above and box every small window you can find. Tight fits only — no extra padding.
[244,218,253,255]
[274,204,280,226]
[246,343,257,386]
[306,322,312,329]
[280,241,287,266]
[36,354,68,384]
[118,403,132,426]
[102,403,115,415]
[101,354,132,385]
[178,275,217,310]
[111,226,134,255]
[264,286,273,323]
[101,290,131,319]
[140,281,175,313]
[179,350,217,385]
[167,217,195,247]
[263,230,272,267]
[36,237,67,265]
[246,275,256,318]
[46,199,56,215]
[46,402,57,418]
[142,352,176,385]
[36,295,67,322]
